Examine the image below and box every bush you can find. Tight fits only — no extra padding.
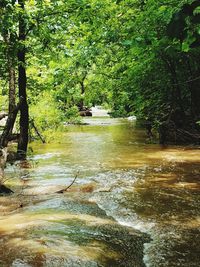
[29,92,65,141]
[64,106,82,124]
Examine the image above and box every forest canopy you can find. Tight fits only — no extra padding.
[1,0,200,155]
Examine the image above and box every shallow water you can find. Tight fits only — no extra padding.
[1,117,200,266]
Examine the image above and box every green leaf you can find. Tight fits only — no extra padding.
[182,42,190,52]
[122,40,132,46]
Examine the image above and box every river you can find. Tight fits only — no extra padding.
[0,117,200,267]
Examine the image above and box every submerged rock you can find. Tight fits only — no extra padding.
[0,184,14,195]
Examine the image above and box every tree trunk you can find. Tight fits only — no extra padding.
[0,98,23,148]
[79,80,85,110]
[7,32,16,114]
[190,86,200,120]
[0,147,14,194]
[17,0,29,158]
[3,31,16,114]
[78,73,87,110]
[186,55,200,122]
[8,59,16,114]
[185,55,200,120]
[0,31,17,148]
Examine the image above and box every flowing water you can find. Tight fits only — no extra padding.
[0,117,200,267]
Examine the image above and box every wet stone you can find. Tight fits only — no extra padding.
[0,184,14,195]
[26,198,150,267]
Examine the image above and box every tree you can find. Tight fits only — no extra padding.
[17,0,29,157]
[0,0,18,148]
[1,0,200,147]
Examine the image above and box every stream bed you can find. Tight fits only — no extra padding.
[0,117,200,267]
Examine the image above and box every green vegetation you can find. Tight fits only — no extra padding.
[1,0,200,154]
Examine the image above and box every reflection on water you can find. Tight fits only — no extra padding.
[1,117,200,266]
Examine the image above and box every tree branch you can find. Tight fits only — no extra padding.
[56,172,79,194]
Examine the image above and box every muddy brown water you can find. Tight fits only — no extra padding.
[0,117,200,267]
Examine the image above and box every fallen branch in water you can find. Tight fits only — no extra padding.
[56,172,79,194]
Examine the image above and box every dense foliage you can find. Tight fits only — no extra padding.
[1,0,200,150]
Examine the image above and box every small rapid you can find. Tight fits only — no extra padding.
[0,117,200,266]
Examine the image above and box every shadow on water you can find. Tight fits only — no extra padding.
[127,160,200,219]
[0,117,200,266]
[122,160,200,267]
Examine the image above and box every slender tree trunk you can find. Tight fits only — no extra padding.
[78,73,87,110]
[0,32,17,148]
[161,54,184,113]
[3,33,16,113]
[185,55,200,120]
[190,85,200,120]
[0,98,23,148]
[79,80,85,110]
[0,1,17,194]
[8,32,16,114]
[8,59,16,114]
[17,0,29,158]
